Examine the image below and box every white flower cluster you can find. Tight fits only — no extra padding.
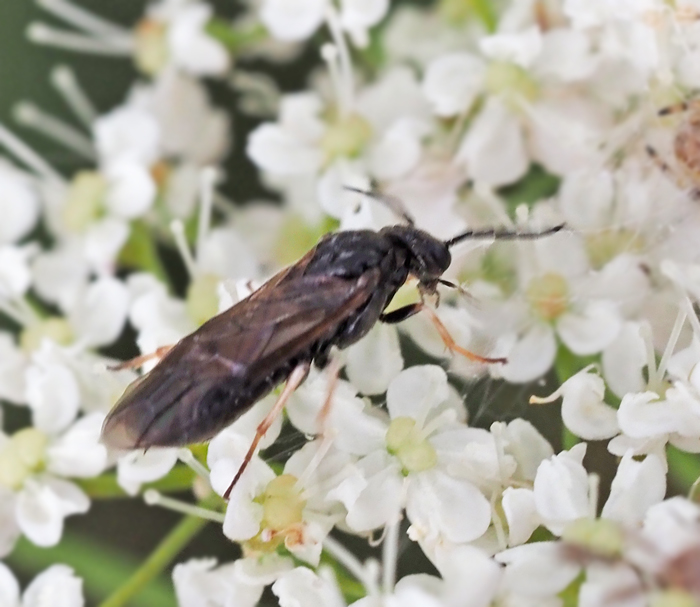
[2,0,700,605]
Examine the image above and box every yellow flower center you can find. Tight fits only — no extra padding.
[274,215,339,267]
[134,19,169,76]
[526,272,569,321]
[485,62,539,109]
[649,590,698,607]
[19,317,74,353]
[585,229,645,270]
[321,113,373,163]
[245,474,307,554]
[561,518,625,561]
[186,273,221,327]
[62,171,107,233]
[386,417,438,474]
[0,428,49,490]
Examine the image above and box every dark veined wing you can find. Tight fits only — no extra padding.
[101,263,380,450]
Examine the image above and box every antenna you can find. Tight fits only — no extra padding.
[444,223,566,248]
[343,186,416,226]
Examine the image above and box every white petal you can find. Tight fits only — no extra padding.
[172,558,225,607]
[0,160,39,245]
[558,169,614,230]
[104,162,156,219]
[406,471,491,543]
[533,447,589,534]
[82,218,129,275]
[23,565,84,607]
[556,301,622,355]
[560,370,619,440]
[47,413,108,478]
[618,392,700,439]
[0,562,19,606]
[368,119,424,180]
[500,324,557,383]
[0,334,27,405]
[502,487,540,546]
[260,0,325,41]
[533,28,596,82]
[386,365,448,425]
[422,53,485,117]
[601,452,665,524]
[457,98,528,187]
[345,323,403,395]
[16,479,89,547]
[69,277,129,348]
[503,419,554,482]
[94,106,160,166]
[196,227,259,281]
[222,486,264,542]
[602,322,646,399]
[433,545,502,607]
[340,0,388,30]
[25,362,79,435]
[479,27,542,68]
[345,454,403,531]
[116,448,178,496]
[0,491,20,557]
[0,246,32,298]
[169,5,230,76]
[247,124,322,175]
[273,567,346,607]
[497,542,581,597]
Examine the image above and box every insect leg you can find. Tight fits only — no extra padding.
[223,361,311,500]
[317,357,342,434]
[108,345,174,371]
[421,305,507,364]
[379,303,423,324]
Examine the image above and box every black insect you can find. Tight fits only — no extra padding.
[101,190,564,498]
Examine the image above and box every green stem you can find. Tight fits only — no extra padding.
[77,466,196,499]
[667,445,700,496]
[98,496,219,607]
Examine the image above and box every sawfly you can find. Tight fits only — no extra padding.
[101,189,564,498]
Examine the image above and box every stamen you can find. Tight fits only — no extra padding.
[51,66,97,127]
[323,535,380,596]
[529,389,564,405]
[587,473,600,519]
[196,167,218,258]
[0,299,32,327]
[382,517,400,594]
[170,220,197,278]
[143,489,225,523]
[490,421,508,487]
[0,122,65,185]
[639,322,659,390]
[295,434,335,491]
[177,448,211,484]
[420,408,456,439]
[14,295,42,325]
[321,44,345,114]
[656,306,687,382]
[324,6,354,114]
[681,296,700,339]
[14,102,96,160]
[36,0,131,38]
[490,493,507,551]
[213,192,236,217]
[28,23,133,55]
